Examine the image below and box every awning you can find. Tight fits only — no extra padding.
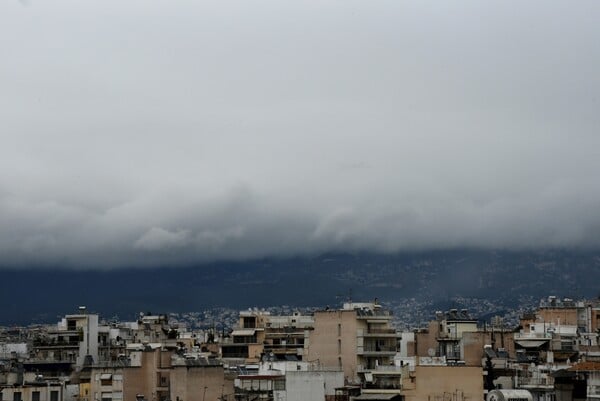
[232,329,257,336]
[100,373,112,380]
[354,394,402,400]
[516,340,547,348]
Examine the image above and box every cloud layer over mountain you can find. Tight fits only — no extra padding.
[1,0,600,267]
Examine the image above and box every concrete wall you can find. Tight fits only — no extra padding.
[123,349,172,401]
[170,365,232,401]
[462,332,515,366]
[453,322,479,338]
[69,314,99,368]
[402,366,483,401]
[308,310,358,382]
[64,385,79,401]
[415,322,441,358]
[399,332,415,358]
[538,309,578,327]
[285,371,325,401]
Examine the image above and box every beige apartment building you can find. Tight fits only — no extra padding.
[120,345,232,401]
[409,309,515,366]
[307,302,399,383]
[170,355,233,401]
[221,309,313,363]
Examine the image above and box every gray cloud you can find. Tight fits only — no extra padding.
[1,0,600,268]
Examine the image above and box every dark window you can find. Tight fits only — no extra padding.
[32,392,40,401]
[221,345,249,358]
[51,391,59,401]
[243,317,256,329]
[233,335,257,344]
[13,392,22,401]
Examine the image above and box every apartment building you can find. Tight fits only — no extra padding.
[307,301,400,385]
[408,309,515,366]
[221,310,313,364]
[31,308,98,369]
[234,360,343,401]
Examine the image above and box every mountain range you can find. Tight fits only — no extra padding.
[2,250,599,325]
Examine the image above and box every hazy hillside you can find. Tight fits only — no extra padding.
[1,250,599,325]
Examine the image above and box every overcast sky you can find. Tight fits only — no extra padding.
[1,0,599,268]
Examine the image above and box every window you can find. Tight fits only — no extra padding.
[274,380,285,391]
[100,373,113,386]
[338,324,342,337]
[51,391,59,401]
[32,392,40,401]
[338,339,342,354]
[13,392,22,401]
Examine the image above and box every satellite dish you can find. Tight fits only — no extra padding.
[428,348,436,357]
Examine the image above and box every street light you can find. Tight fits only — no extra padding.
[202,386,208,401]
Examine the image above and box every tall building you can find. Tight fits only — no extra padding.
[32,308,99,370]
[220,310,313,364]
[307,301,399,384]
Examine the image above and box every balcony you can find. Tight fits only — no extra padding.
[33,341,80,349]
[357,346,397,356]
[357,328,398,338]
[359,365,404,374]
[356,309,393,321]
[516,376,554,389]
[442,352,461,360]
[514,332,552,340]
[436,334,460,342]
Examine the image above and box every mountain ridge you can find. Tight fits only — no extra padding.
[1,249,599,325]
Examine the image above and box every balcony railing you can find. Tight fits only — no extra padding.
[514,332,552,339]
[357,329,398,339]
[358,346,397,355]
[364,346,396,352]
[369,328,395,334]
[363,382,402,390]
[516,377,554,387]
[366,365,404,373]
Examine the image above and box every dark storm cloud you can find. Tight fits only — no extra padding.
[1,0,600,268]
